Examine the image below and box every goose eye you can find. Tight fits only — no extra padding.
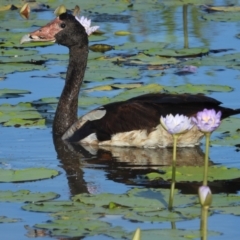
[60,23,66,28]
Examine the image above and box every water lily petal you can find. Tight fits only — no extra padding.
[192,109,222,133]
[160,114,193,135]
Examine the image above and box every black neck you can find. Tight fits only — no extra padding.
[53,44,88,136]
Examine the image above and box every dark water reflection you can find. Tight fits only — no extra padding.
[53,136,240,196]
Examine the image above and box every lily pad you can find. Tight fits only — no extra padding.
[212,117,240,146]
[0,89,31,98]
[0,103,46,127]
[85,83,143,92]
[0,168,59,182]
[135,228,220,240]
[202,12,240,22]
[125,53,179,65]
[143,166,240,182]
[35,220,125,238]
[85,59,140,81]
[115,30,131,36]
[0,62,47,75]
[0,190,58,202]
[144,47,209,57]
[112,84,164,101]
[164,84,233,94]
[0,216,21,223]
[115,42,168,52]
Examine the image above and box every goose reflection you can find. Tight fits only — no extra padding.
[53,136,240,196]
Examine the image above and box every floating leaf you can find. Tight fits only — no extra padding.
[85,60,140,81]
[164,84,232,94]
[35,220,124,238]
[0,216,21,223]
[144,47,209,57]
[212,117,240,146]
[0,103,46,127]
[144,166,240,182]
[113,83,164,101]
[0,89,31,98]
[126,53,179,65]
[0,4,17,11]
[135,228,220,240]
[85,83,143,92]
[202,12,240,22]
[115,42,168,52]
[22,201,89,213]
[115,31,131,36]
[3,118,45,128]
[89,44,114,52]
[0,168,59,182]
[0,190,58,202]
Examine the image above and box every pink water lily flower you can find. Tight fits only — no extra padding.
[75,16,99,35]
[192,109,222,133]
[160,114,194,135]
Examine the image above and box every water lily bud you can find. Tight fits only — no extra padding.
[198,186,212,208]
[192,109,221,133]
[132,228,141,240]
[160,114,193,135]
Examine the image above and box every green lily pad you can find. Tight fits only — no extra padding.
[184,52,240,69]
[22,201,91,213]
[212,118,240,146]
[124,206,201,222]
[115,42,168,52]
[164,84,233,94]
[162,0,213,6]
[0,216,21,223]
[0,168,59,182]
[0,190,58,202]
[73,188,197,209]
[0,89,31,98]
[85,59,140,81]
[85,83,143,92]
[144,47,209,57]
[0,48,38,58]
[202,12,240,22]
[0,62,47,75]
[125,53,179,65]
[144,166,240,182]
[135,228,220,240]
[3,118,45,127]
[112,83,164,101]
[0,103,46,127]
[115,30,131,36]
[35,220,125,238]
